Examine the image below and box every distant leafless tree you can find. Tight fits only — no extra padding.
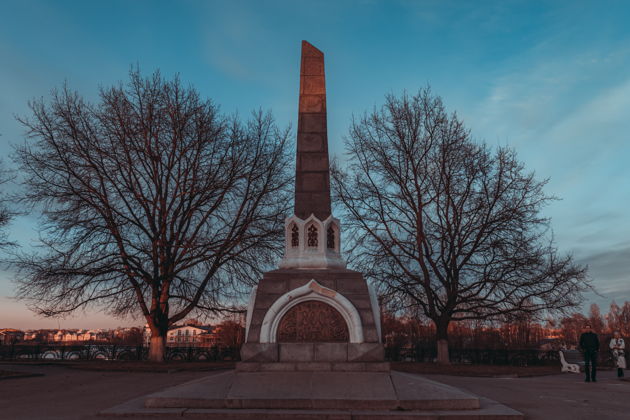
[0,132,15,249]
[587,303,605,333]
[214,318,246,348]
[0,160,14,249]
[332,88,589,363]
[13,70,292,361]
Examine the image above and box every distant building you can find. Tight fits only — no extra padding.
[0,329,25,345]
[23,331,38,341]
[34,329,109,344]
[3,324,225,347]
[143,323,217,347]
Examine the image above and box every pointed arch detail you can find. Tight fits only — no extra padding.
[259,279,364,343]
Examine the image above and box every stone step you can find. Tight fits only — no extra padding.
[101,397,523,419]
[143,371,480,411]
[99,370,523,419]
[145,397,477,411]
[236,361,391,372]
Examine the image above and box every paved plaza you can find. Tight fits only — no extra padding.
[0,363,628,419]
[425,371,629,420]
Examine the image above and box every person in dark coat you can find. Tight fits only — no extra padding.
[579,324,599,382]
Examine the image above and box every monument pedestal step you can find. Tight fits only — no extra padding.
[101,400,523,419]
[99,369,523,419]
[236,361,390,372]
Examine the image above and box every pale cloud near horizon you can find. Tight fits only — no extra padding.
[0,296,140,330]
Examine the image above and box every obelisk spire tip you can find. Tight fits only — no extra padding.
[301,40,324,57]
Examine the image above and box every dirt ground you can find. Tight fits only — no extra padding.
[0,362,628,419]
[0,360,236,372]
[0,369,43,379]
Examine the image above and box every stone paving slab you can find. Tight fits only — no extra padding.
[392,371,480,410]
[142,370,481,411]
[307,372,397,400]
[145,370,233,401]
[100,394,186,417]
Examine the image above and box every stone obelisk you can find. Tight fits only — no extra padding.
[240,41,384,367]
[277,40,345,270]
[294,41,331,221]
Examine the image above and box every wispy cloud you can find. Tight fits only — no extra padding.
[573,244,630,311]
[461,39,630,312]
[471,45,630,144]
[578,246,630,287]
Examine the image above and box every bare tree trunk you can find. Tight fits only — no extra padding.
[148,334,167,362]
[148,317,168,362]
[436,320,450,364]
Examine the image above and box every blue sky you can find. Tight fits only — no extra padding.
[1,0,629,328]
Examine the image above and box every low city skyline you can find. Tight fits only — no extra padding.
[2,1,630,329]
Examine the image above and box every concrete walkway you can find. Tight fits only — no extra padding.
[0,363,210,420]
[0,363,627,419]
[423,370,630,420]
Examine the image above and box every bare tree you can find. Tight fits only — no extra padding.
[13,70,292,361]
[0,132,15,248]
[332,88,589,363]
[0,161,14,248]
[560,313,588,345]
[587,303,605,333]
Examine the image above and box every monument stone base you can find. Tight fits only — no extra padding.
[244,268,382,349]
[236,361,391,372]
[100,369,524,419]
[240,342,385,363]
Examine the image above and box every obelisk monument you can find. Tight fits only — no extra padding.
[240,41,384,366]
[106,41,524,420]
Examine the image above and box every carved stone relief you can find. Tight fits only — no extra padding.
[276,300,349,342]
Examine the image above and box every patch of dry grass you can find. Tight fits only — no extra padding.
[0,369,44,380]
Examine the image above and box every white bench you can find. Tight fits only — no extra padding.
[559,350,584,373]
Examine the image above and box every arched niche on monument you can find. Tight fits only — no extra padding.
[258,279,364,343]
[289,222,300,248]
[305,222,319,248]
[323,218,340,253]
